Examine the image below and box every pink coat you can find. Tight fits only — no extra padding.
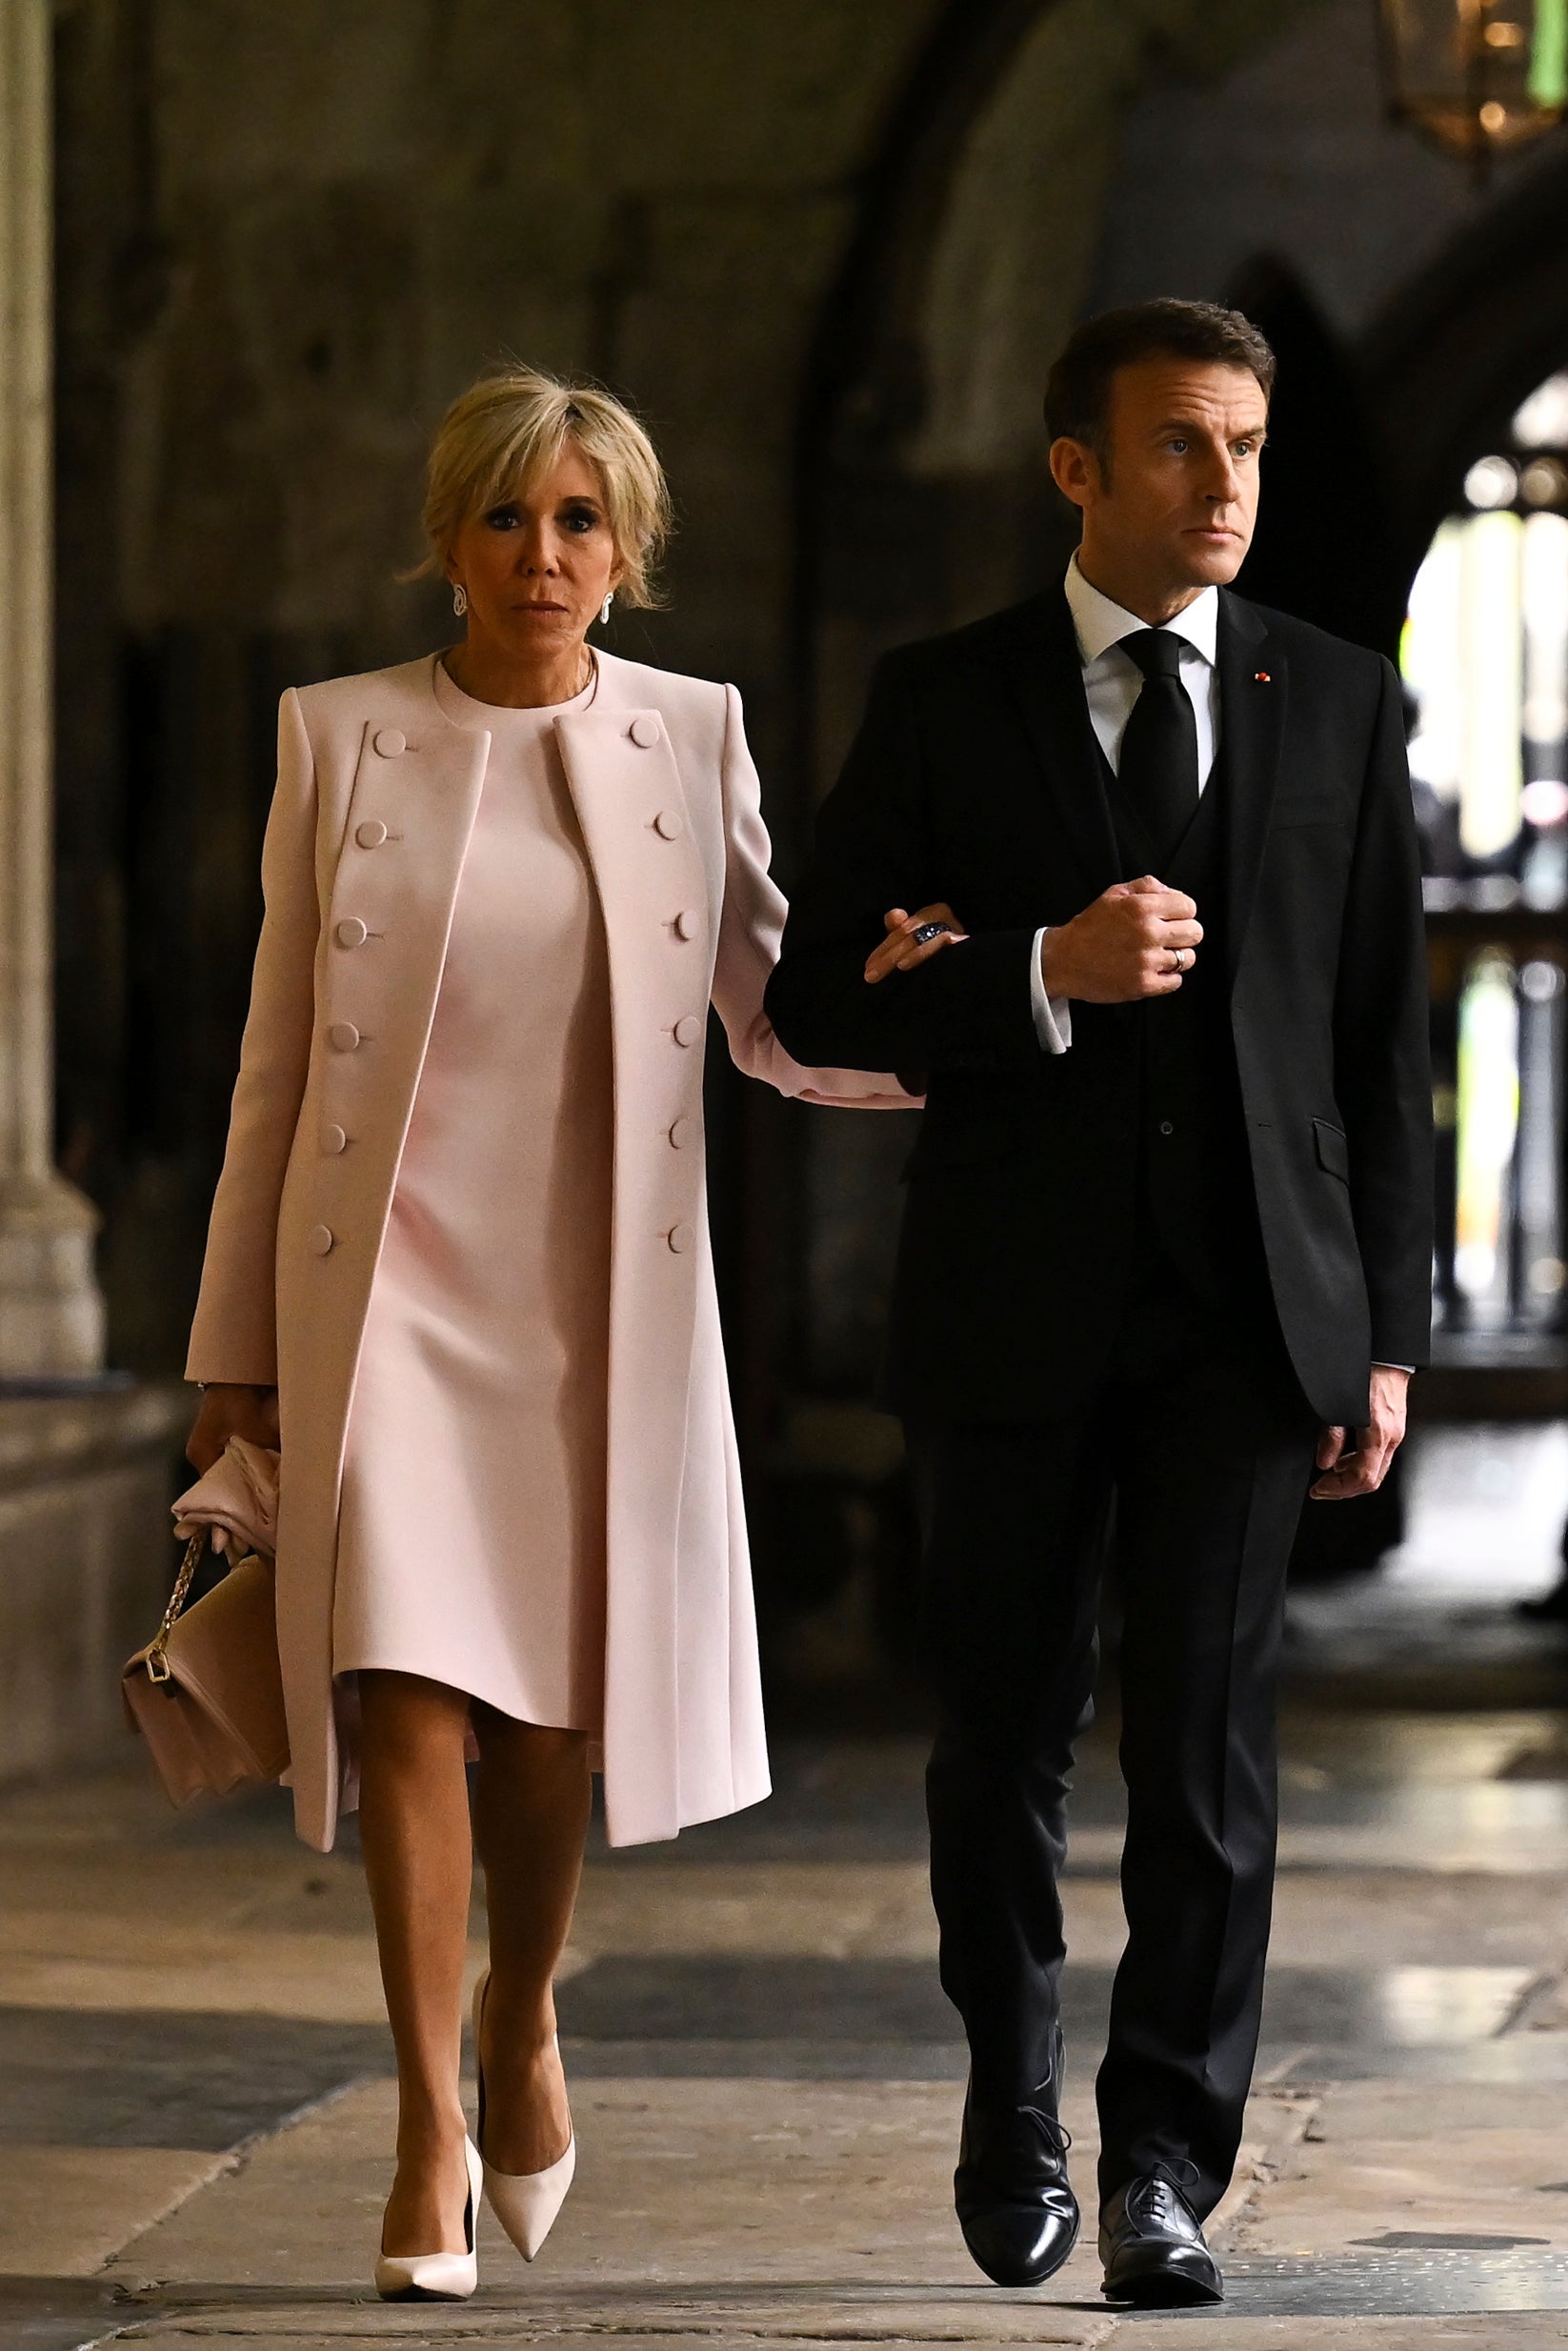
[186,651,910,1851]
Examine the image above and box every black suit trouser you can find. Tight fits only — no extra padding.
[904,1276,1318,2218]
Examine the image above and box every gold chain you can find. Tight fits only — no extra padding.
[145,1531,207,1684]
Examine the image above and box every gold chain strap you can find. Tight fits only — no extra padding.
[145,1531,208,1684]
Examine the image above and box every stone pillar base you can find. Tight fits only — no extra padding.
[0,1381,192,1784]
[0,1171,106,1380]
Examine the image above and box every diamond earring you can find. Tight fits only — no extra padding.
[452,583,468,617]
[600,593,613,626]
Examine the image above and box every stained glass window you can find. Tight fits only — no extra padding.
[1404,372,1568,1334]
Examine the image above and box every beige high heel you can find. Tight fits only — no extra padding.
[373,2132,482,2301]
[472,1971,576,2261]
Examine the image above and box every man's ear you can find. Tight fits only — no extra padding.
[1050,434,1099,512]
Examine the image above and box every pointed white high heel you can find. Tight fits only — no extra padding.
[472,1971,576,2261]
[373,2132,482,2301]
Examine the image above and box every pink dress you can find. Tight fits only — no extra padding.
[331,660,611,1731]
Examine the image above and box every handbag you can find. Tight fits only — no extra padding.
[121,1441,290,1804]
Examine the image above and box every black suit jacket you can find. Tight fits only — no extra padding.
[765,586,1434,1427]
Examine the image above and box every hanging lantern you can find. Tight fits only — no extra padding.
[1378,0,1568,176]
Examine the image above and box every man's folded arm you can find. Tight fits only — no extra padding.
[765,659,1048,1075]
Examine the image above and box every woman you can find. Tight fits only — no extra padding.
[185,368,932,2299]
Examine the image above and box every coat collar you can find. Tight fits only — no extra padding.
[401,646,659,738]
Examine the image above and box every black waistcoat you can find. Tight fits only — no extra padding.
[1102,742,1266,1314]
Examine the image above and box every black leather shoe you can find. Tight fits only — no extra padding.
[1099,2172,1223,2306]
[955,2074,1080,2288]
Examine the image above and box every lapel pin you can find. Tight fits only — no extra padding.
[1254,671,1272,684]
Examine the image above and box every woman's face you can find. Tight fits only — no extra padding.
[446,443,625,667]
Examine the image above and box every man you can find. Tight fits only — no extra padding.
[765,300,1432,2308]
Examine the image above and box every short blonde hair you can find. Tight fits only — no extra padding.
[416,366,673,607]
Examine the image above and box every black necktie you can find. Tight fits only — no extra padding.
[1117,630,1199,869]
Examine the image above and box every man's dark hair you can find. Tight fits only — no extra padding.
[1044,299,1277,466]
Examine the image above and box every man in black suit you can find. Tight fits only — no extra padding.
[765,301,1432,2308]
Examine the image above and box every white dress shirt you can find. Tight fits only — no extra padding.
[1029,557,1221,1052]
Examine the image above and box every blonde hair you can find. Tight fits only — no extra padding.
[416,366,673,607]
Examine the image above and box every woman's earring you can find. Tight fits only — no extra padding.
[600,593,613,626]
[452,583,468,617]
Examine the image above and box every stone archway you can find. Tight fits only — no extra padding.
[1360,145,1568,600]
[790,0,1329,834]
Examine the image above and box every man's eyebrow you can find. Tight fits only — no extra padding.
[1149,416,1269,437]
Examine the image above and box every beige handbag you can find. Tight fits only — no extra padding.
[122,1467,290,1805]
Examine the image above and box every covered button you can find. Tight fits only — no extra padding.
[336,917,369,948]
[668,1115,694,1149]
[355,819,389,849]
[630,715,661,749]
[654,808,684,840]
[667,1223,695,1255]
[373,728,406,757]
[674,909,698,940]
[673,1015,703,1048]
[322,1124,348,1155]
[309,1224,335,1256]
[328,1021,361,1052]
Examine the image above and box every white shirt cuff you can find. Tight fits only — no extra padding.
[1030,926,1072,1053]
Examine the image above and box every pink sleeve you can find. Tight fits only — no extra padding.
[710,684,917,1109]
[185,689,322,1383]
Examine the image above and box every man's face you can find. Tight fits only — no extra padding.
[1052,356,1268,609]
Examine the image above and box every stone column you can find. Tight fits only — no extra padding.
[0,0,105,1377]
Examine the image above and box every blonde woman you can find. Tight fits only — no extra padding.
[185,370,924,2297]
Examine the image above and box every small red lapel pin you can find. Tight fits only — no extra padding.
[1255,670,1272,683]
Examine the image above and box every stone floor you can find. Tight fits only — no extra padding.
[4,1432,1568,2347]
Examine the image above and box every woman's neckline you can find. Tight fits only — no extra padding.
[434,650,599,718]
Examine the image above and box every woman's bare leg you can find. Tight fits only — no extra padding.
[358,1670,475,2256]
[470,1710,591,2173]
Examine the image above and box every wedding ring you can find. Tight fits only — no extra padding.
[910,921,949,947]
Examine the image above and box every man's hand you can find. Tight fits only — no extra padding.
[1311,1366,1409,1500]
[187,1381,280,1476]
[865,902,969,984]
[1039,874,1202,1004]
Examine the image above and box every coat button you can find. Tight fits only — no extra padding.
[336,917,369,948]
[667,1223,694,1254]
[355,819,389,849]
[1158,1119,1175,1136]
[654,808,684,840]
[373,729,406,757]
[631,715,661,749]
[673,1015,703,1048]
[309,1224,335,1256]
[328,1021,361,1052]
[674,909,698,940]
[322,1124,348,1155]
[668,1115,694,1149]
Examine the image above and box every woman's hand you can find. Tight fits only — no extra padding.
[864,902,968,985]
[187,1382,280,1475]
